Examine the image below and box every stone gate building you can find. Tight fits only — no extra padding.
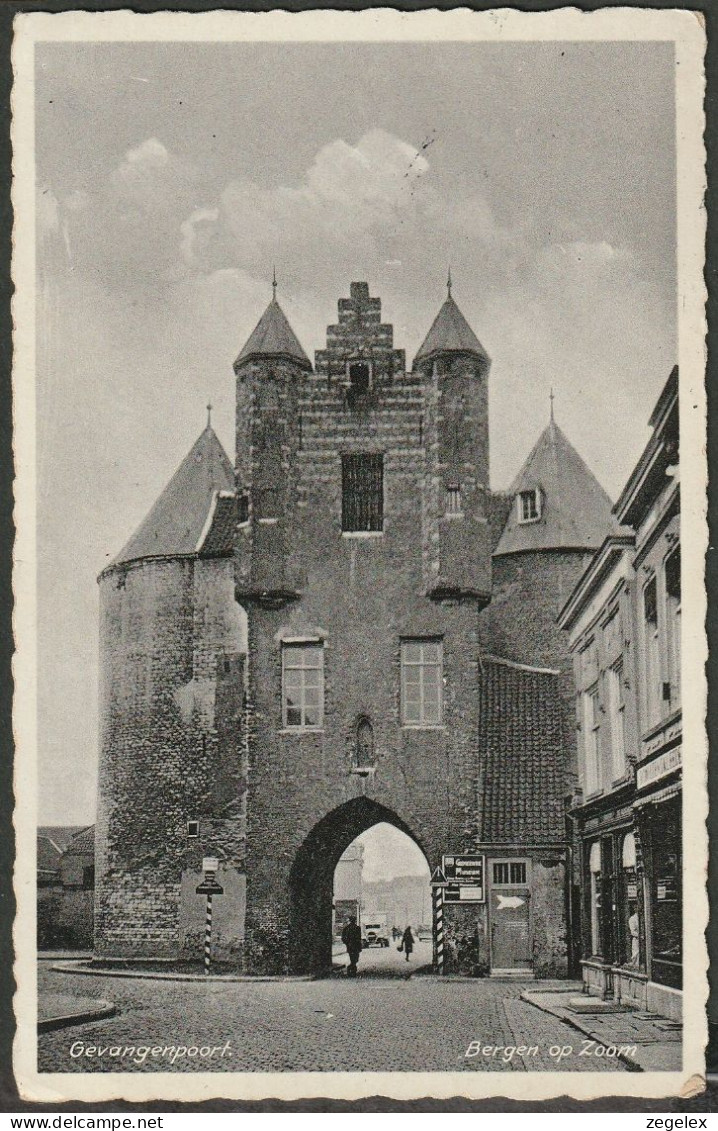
[95,280,615,975]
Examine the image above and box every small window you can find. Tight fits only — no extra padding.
[517,488,541,524]
[583,684,601,795]
[446,484,462,515]
[282,643,324,729]
[254,486,279,520]
[82,865,95,889]
[342,453,384,533]
[348,361,371,397]
[238,493,249,524]
[187,820,199,838]
[401,639,442,726]
[492,861,527,886]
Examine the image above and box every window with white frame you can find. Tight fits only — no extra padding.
[517,488,541,524]
[282,643,324,729]
[606,660,626,782]
[401,639,442,726]
[664,548,681,701]
[642,575,660,727]
[583,684,601,795]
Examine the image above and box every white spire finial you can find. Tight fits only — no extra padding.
[206,402,213,429]
[549,387,555,423]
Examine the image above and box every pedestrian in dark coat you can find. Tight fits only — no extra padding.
[401,925,414,962]
[341,916,363,977]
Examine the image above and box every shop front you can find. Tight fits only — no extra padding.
[577,789,650,1008]
[634,783,682,1019]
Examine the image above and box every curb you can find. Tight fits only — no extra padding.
[521,990,645,1072]
[51,961,314,984]
[39,1000,116,1033]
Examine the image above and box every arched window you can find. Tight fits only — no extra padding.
[588,841,602,956]
[621,832,640,967]
[355,717,375,770]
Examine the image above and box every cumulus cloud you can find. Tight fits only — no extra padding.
[182,128,436,273]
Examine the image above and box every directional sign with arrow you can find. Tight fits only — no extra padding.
[496,894,525,910]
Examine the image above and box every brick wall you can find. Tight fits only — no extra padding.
[238,285,493,973]
[95,556,246,959]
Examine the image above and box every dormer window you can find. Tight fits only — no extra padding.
[517,488,541,524]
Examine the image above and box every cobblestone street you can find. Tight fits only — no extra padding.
[38,967,631,1074]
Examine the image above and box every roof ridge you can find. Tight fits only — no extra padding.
[481,653,560,676]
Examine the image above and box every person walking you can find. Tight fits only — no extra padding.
[401,925,414,962]
[341,916,363,977]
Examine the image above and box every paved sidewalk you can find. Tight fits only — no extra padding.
[39,993,116,1033]
[522,987,682,1072]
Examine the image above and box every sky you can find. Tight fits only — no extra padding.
[34,40,677,824]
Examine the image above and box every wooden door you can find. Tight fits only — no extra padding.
[490,886,531,971]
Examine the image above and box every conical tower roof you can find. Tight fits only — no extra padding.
[415,292,489,365]
[108,425,234,570]
[494,416,618,556]
[234,296,311,371]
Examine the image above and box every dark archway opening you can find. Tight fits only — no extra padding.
[289,797,430,974]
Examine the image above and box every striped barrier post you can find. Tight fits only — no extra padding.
[432,882,445,974]
[204,894,213,975]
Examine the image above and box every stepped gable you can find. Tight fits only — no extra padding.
[314,281,406,383]
[106,425,234,571]
[414,292,489,365]
[234,296,311,371]
[494,416,618,556]
[477,657,565,842]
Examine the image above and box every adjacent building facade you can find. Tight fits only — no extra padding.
[558,367,681,1020]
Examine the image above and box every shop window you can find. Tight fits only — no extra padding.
[664,548,681,702]
[342,453,384,533]
[606,661,626,782]
[517,488,541,524]
[642,575,660,727]
[401,639,442,726]
[583,684,601,795]
[588,841,602,956]
[492,861,527,886]
[650,806,682,987]
[282,642,324,730]
[620,833,641,968]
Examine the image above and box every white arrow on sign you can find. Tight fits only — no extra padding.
[497,894,525,910]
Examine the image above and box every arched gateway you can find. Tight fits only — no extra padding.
[289,798,430,973]
[95,281,595,981]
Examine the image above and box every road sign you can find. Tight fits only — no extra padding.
[442,855,485,902]
[496,894,525,910]
[202,856,219,874]
[430,866,447,886]
[196,879,224,896]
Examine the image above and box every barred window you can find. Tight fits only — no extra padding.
[342,453,384,532]
[446,484,462,515]
[282,643,324,729]
[492,861,527,886]
[401,639,442,726]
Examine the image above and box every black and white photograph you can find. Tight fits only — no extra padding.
[11,7,707,1104]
